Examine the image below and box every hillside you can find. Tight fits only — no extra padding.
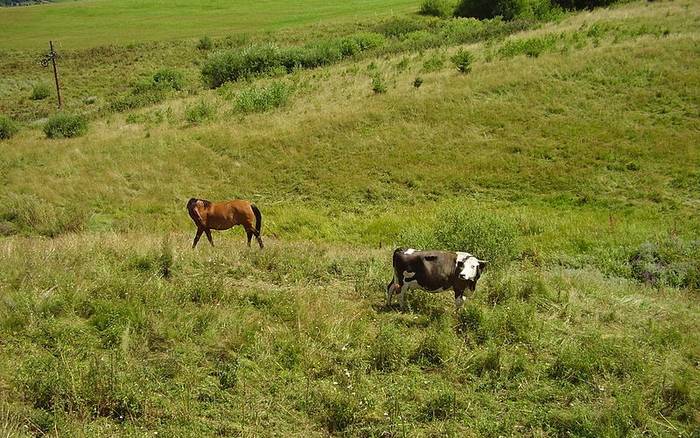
[0,0,699,436]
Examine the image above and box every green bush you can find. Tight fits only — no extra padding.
[30,82,51,100]
[420,0,459,18]
[185,100,216,123]
[43,113,88,139]
[455,0,530,20]
[377,17,427,38]
[552,0,618,10]
[152,68,184,91]
[451,48,474,73]
[233,81,292,113]
[0,115,19,140]
[197,35,213,50]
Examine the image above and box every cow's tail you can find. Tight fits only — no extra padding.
[251,204,262,234]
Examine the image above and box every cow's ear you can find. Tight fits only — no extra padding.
[479,260,489,270]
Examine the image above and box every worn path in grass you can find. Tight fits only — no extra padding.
[0,0,417,50]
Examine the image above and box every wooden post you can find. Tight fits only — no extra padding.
[49,41,62,109]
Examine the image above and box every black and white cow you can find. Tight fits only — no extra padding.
[387,248,487,309]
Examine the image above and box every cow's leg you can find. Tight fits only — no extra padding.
[386,278,400,307]
[454,288,465,310]
[204,229,214,247]
[399,283,410,310]
[192,228,204,248]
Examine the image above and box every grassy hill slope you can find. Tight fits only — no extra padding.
[0,0,698,436]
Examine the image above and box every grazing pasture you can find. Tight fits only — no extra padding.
[0,0,417,50]
[0,0,698,436]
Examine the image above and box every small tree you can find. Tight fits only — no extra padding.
[451,49,474,73]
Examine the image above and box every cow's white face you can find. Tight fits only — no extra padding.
[456,253,480,281]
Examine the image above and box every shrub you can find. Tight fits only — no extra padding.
[43,113,87,139]
[377,17,426,38]
[455,0,529,20]
[30,82,51,100]
[451,48,474,73]
[420,0,459,18]
[552,0,618,10]
[152,68,184,91]
[0,115,19,140]
[197,35,213,50]
[371,75,387,94]
[203,35,385,87]
[233,81,292,113]
[185,100,216,123]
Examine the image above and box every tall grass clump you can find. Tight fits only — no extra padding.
[0,115,18,140]
[395,208,521,265]
[43,113,87,139]
[110,69,183,112]
[371,75,387,94]
[499,34,558,58]
[30,82,51,100]
[197,35,213,51]
[370,324,410,372]
[232,81,292,113]
[420,0,459,18]
[628,239,699,289]
[185,99,216,123]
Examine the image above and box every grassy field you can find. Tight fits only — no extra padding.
[1,0,699,436]
[0,0,417,50]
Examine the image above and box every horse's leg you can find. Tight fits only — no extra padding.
[204,229,214,247]
[192,228,203,248]
[246,229,253,247]
[252,228,264,249]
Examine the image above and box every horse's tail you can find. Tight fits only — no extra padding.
[187,198,204,227]
[251,204,262,234]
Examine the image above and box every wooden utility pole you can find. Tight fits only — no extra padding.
[41,41,62,109]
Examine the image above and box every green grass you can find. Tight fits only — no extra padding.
[0,0,418,50]
[0,0,699,435]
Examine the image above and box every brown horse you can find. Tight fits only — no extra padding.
[187,198,263,249]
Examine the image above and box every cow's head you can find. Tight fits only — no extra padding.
[456,254,487,282]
